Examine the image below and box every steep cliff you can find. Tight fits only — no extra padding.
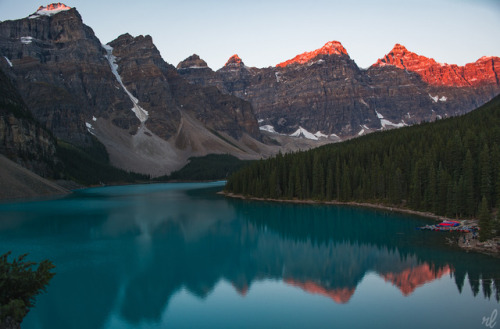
[178,41,500,139]
[0,6,138,146]
[373,44,500,87]
[0,5,269,177]
[0,68,57,177]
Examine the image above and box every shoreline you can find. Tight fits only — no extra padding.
[222,192,499,257]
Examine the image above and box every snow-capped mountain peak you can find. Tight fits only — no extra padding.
[31,3,72,17]
[276,40,348,68]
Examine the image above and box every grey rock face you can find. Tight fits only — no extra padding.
[0,7,263,176]
[0,8,138,146]
[0,68,56,177]
[178,43,500,139]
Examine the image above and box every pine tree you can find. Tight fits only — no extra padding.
[393,167,404,205]
[0,252,55,325]
[480,144,492,205]
[462,150,475,217]
[437,164,450,215]
[294,166,302,199]
[478,195,493,242]
[340,161,351,201]
[335,157,341,199]
[326,164,334,200]
[224,95,500,218]
[410,161,422,209]
[425,165,437,212]
[494,200,500,237]
[312,153,324,199]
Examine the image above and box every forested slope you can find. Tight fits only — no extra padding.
[226,94,500,221]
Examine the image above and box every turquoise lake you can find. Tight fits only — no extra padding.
[0,182,498,329]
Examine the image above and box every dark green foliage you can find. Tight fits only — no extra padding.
[478,196,493,241]
[495,202,500,237]
[56,137,149,185]
[161,154,253,181]
[226,94,500,223]
[0,252,55,324]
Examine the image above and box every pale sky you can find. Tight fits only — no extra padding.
[0,0,499,70]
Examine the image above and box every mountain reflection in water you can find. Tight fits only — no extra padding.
[0,183,498,328]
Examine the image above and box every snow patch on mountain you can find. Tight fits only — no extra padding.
[375,110,406,129]
[20,36,33,44]
[314,131,329,139]
[381,119,406,128]
[259,125,278,134]
[85,122,95,136]
[261,125,337,141]
[3,56,12,67]
[290,127,319,140]
[29,3,71,18]
[308,59,325,66]
[187,66,207,69]
[330,133,341,141]
[360,99,369,108]
[429,94,447,103]
[103,44,149,123]
[261,125,324,140]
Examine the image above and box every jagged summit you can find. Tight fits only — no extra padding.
[373,44,500,87]
[177,54,209,69]
[276,40,348,68]
[30,3,72,17]
[224,54,244,67]
[373,43,439,70]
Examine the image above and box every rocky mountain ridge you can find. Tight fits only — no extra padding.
[373,43,500,87]
[0,5,286,177]
[276,40,349,68]
[178,41,500,139]
[0,4,499,179]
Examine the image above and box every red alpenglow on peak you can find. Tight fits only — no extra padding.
[382,264,451,296]
[373,44,500,87]
[374,43,438,70]
[32,3,71,17]
[284,279,355,304]
[225,54,244,67]
[277,41,348,68]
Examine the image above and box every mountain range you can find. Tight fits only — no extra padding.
[0,3,499,180]
[178,41,500,139]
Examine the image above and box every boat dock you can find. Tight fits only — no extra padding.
[417,220,478,233]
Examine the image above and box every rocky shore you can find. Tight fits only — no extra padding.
[223,192,500,257]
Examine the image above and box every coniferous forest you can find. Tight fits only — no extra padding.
[225,95,500,229]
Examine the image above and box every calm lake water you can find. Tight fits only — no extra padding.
[0,182,498,329]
